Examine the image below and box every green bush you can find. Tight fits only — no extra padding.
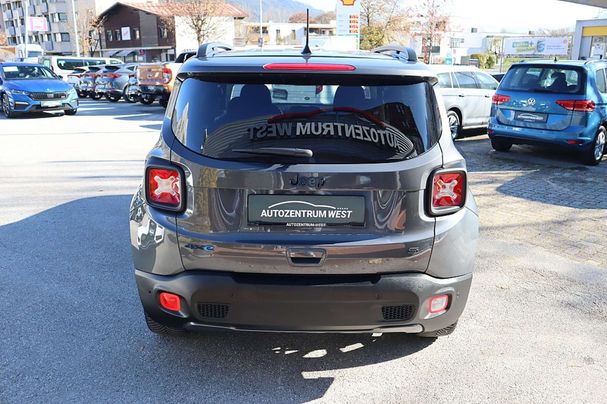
[469,53,496,69]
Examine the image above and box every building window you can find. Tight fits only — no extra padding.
[106,30,112,42]
[134,28,140,39]
[61,32,69,42]
[114,29,121,41]
[59,12,67,21]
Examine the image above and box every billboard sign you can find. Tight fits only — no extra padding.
[504,37,569,56]
[336,0,361,41]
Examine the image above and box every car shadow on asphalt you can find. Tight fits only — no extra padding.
[0,195,434,402]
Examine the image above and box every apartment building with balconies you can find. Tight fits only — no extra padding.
[0,0,119,55]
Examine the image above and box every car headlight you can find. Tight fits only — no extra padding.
[9,90,29,96]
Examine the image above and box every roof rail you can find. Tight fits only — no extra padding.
[196,42,232,58]
[372,45,417,63]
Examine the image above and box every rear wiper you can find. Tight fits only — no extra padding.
[231,147,313,158]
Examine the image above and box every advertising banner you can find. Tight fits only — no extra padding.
[503,37,569,56]
[27,16,49,32]
[121,27,131,41]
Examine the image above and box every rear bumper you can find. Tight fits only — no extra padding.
[136,269,473,334]
[140,85,168,97]
[488,120,596,150]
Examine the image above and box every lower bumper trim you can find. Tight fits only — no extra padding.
[184,322,424,334]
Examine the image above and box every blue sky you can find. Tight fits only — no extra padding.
[301,0,606,32]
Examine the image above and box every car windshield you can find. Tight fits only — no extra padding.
[170,77,441,164]
[1,65,56,80]
[500,65,584,94]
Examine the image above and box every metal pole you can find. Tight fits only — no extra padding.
[259,0,262,48]
[70,0,80,56]
[23,0,29,59]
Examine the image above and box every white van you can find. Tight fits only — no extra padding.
[39,56,122,80]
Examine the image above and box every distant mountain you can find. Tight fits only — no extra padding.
[228,0,322,22]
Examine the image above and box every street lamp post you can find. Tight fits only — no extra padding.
[70,0,80,56]
[259,0,263,48]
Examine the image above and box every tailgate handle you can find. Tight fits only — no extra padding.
[287,248,326,267]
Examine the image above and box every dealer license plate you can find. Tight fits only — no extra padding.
[41,100,62,108]
[248,195,365,226]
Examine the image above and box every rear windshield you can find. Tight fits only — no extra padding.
[501,65,585,94]
[170,76,441,164]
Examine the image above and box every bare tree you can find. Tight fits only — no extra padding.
[415,0,450,64]
[359,0,410,50]
[73,9,106,56]
[315,11,336,24]
[288,11,307,23]
[166,0,227,45]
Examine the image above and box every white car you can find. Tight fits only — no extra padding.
[430,65,499,139]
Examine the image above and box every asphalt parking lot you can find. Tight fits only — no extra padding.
[1,100,606,403]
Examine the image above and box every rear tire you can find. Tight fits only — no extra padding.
[491,138,512,152]
[159,96,169,108]
[144,313,187,336]
[65,109,77,116]
[105,93,121,102]
[123,85,138,103]
[90,92,103,100]
[447,110,462,140]
[582,126,605,166]
[140,94,156,105]
[417,322,458,338]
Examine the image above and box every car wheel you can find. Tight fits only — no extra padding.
[417,322,458,338]
[1,93,16,118]
[105,93,121,102]
[65,109,77,116]
[144,313,187,336]
[159,96,169,108]
[140,95,156,105]
[583,126,606,166]
[77,90,87,98]
[123,86,138,103]
[90,92,103,100]
[447,110,461,140]
[491,138,512,152]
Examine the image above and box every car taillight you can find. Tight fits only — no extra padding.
[492,94,511,105]
[105,73,120,79]
[159,292,181,312]
[163,67,172,84]
[145,166,184,211]
[428,170,466,216]
[556,99,596,112]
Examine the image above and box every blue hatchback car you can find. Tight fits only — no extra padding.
[488,60,607,165]
[0,62,79,118]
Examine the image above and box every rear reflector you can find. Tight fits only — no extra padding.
[567,139,584,145]
[146,166,183,211]
[556,99,596,112]
[159,292,181,312]
[492,94,511,105]
[429,295,449,314]
[428,170,466,216]
[263,63,356,71]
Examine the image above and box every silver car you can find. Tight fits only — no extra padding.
[431,65,499,139]
[129,44,479,337]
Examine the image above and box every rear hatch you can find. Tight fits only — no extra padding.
[95,65,122,88]
[493,64,587,130]
[167,72,443,275]
[137,63,167,87]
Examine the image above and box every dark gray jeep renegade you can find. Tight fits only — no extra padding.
[129,43,479,337]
